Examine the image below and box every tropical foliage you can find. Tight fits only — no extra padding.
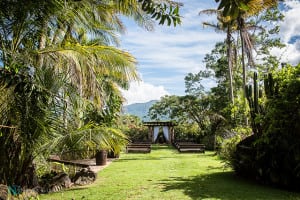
[209,0,300,189]
[147,0,300,190]
[1,0,299,193]
[117,115,149,142]
[233,65,300,188]
[0,0,182,188]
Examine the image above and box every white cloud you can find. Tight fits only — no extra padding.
[272,42,300,65]
[121,81,169,105]
[280,0,300,43]
[120,0,224,97]
[120,0,300,106]
[271,0,300,65]
[119,0,300,106]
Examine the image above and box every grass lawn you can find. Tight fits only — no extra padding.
[40,145,300,200]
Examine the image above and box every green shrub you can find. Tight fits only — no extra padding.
[118,115,149,142]
[233,64,300,189]
[219,126,252,167]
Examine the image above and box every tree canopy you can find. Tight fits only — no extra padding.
[0,0,182,188]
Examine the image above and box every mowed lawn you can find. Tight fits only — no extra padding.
[40,145,300,200]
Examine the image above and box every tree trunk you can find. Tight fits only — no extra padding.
[239,17,248,125]
[226,26,234,105]
[16,156,39,188]
[37,20,48,68]
[0,133,38,188]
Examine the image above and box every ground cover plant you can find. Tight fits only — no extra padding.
[40,145,300,200]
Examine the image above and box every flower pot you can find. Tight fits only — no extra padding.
[95,150,107,166]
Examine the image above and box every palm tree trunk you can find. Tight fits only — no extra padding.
[240,31,246,99]
[16,155,39,188]
[37,18,49,68]
[226,26,234,105]
[239,17,248,125]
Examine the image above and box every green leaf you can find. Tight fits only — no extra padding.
[238,2,249,11]
[142,1,148,11]
[174,6,179,15]
[230,7,239,20]
[169,5,173,15]
[152,12,158,19]
[159,15,167,25]
[218,0,228,10]
[172,16,177,27]
[150,7,156,15]
[223,4,231,16]
[167,16,171,26]
[156,12,161,20]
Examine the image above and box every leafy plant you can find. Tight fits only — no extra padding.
[138,0,182,26]
[0,67,66,187]
[233,64,300,189]
[117,115,149,142]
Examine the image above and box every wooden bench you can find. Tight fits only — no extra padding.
[173,142,195,149]
[126,143,151,153]
[173,142,205,153]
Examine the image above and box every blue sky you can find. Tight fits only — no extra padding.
[120,0,300,105]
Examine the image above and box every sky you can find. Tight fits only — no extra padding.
[120,0,300,105]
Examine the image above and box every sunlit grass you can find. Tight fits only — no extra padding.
[40,145,300,200]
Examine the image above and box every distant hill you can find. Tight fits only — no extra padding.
[123,100,157,120]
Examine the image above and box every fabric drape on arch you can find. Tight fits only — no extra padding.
[153,126,160,142]
[162,126,169,141]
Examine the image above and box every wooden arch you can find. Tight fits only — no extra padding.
[143,121,177,144]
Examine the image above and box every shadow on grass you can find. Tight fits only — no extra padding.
[159,171,300,200]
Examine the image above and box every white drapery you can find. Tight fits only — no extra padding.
[162,126,169,141]
[153,126,160,142]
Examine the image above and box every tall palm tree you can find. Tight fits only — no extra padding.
[200,9,236,105]
[215,0,279,97]
[0,66,70,187]
[213,0,279,125]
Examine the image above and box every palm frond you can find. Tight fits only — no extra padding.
[246,0,278,16]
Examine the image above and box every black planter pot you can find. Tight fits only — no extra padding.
[95,150,107,166]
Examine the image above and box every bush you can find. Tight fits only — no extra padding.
[118,115,149,142]
[232,65,300,189]
[174,122,199,142]
[219,126,252,167]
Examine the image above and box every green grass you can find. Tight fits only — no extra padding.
[40,145,300,200]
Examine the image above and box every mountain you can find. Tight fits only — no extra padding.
[123,100,157,120]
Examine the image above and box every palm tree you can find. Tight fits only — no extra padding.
[200,9,236,105]
[0,66,70,187]
[0,0,183,188]
[215,0,279,98]
[213,0,279,125]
